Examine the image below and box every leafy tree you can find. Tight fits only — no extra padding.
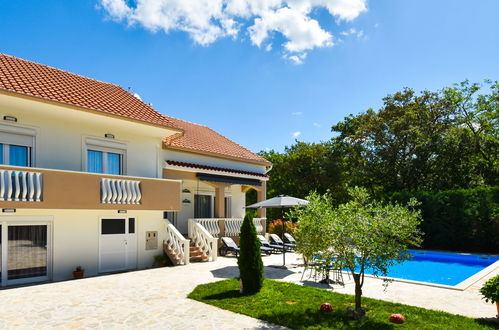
[290,188,422,319]
[258,141,346,219]
[237,213,264,294]
[331,80,498,193]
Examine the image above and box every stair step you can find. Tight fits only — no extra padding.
[190,255,209,262]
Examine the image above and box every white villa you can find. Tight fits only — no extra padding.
[0,53,271,286]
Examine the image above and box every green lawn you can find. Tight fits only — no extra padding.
[188,279,498,329]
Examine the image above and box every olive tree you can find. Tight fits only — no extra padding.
[291,187,422,319]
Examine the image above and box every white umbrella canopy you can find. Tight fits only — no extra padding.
[246,195,308,268]
[246,195,309,209]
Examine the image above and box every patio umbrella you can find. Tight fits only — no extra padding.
[246,195,309,267]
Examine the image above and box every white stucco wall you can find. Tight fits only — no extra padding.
[0,93,178,179]
[0,209,166,282]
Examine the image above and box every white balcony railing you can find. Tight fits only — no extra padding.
[196,218,221,237]
[100,178,141,204]
[164,219,190,265]
[0,169,43,202]
[194,218,266,237]
[188,219,218,262]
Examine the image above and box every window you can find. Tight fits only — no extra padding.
[194,195,213,218]
[0,125,35,167]
[225,197,232,218]
[87,149,123,175]
[101,219,126,235]
[0,144,32,167]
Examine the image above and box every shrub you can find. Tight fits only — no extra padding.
[385,186,499,253]
[268,219,297,236]
[480,274,499,304]
[238,213,264,294]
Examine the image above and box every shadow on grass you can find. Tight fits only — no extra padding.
[203,289,242,300]
[197,289,394,329]
[475,317,499,329]
[256,309,396,330]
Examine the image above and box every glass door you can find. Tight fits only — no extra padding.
[0,221,50,286]
[8,225,47,281]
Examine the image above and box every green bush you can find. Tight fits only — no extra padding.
[480,274,499,304]
[385,186,499,253]
[237,213,264,294]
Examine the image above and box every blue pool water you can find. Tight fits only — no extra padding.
[361,250,499,286]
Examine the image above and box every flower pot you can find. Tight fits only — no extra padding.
[73,270,84,279]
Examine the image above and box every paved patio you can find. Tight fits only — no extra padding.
[0,253,497,329]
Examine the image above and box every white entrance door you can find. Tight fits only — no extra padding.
[99,218,137,273]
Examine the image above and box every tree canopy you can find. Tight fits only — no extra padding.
[290,188,422,317]
[260,80,498,202]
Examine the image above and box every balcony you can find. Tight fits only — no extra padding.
[0,165,181,211]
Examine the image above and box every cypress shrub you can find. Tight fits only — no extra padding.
[385,186,498,253]
[237,213,264,294]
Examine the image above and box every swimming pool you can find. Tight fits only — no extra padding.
[361,250,499,286]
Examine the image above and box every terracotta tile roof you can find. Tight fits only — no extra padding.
[166,160,268,178]
[0,53,177,128]
[0,53,271,166]
[162,116,272,165]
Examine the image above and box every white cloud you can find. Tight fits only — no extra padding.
[313,122,321,127]
[292,131,301,137]
[292,111,303,116]
[283,52,307,64]
[339,27,364,39]
[99,0,367,62]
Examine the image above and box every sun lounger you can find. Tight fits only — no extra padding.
[219,237,240,257]
[269,234,294,251]
[257,235,284,253]
[284,233,297,246]
[220,236,272,256]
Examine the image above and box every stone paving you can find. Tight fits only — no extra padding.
[0,253,497,329]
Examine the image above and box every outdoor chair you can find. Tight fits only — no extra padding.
[284,233,297,247]
[220,237,272,257]
[219,237,240,257]
[269,233,294,251]
[257,235,284,253]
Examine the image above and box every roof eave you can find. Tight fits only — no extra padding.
[163,144,272,166]
[0,88,184,134]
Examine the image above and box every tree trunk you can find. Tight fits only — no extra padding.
[353,273,362,311]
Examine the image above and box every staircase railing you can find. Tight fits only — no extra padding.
[253,218,265,234]
[195,218,221,237]
[163,219,190,265]
[188,219,218,262]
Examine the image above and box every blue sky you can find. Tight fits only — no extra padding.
[1,0,498,153]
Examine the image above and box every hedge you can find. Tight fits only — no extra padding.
[384,186,498,254]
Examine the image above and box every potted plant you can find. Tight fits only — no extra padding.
[480,274,499,318]
[154,254,168,267]
[72,266,84,279]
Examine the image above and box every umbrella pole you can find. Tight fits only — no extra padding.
[282,207,286,267]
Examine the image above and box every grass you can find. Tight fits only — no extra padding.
[188,279,499,329]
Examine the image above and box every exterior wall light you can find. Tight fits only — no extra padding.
[105,133,115,139]
[182,188,191,193]
[3,115,17,122]
[117,210,127,214]
[2,208,16,213]
[182,199,191,204]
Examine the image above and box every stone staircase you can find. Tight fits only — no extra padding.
[163,239,209,265]
[189,241,209,263]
